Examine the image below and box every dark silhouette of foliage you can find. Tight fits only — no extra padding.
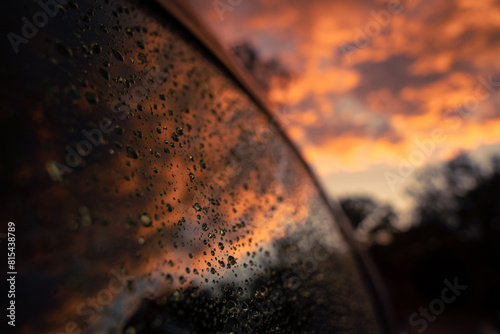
[339,196,378,229]
[231,42,291,92]
[339,196,398,244]
[408,153,500,241]
[362,153,500,333]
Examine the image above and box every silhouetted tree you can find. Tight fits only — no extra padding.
[339,196,378,229]
[408,153,499,239]
[231,42,291,92]
[339,196,398,244]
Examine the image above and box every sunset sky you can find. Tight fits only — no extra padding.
[187,0,500,217]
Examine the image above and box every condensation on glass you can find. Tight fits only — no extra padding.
[1,0,384,333]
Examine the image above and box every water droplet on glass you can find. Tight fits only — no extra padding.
[140,214,152,227]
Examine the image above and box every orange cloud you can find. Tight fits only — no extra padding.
[188,0,500,179]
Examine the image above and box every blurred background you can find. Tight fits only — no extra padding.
[185,0,500,333]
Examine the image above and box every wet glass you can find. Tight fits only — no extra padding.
[1,0,391,333]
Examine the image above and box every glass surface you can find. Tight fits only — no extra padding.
[1,0,384,333]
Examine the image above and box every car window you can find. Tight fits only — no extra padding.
[2,0,386,333]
